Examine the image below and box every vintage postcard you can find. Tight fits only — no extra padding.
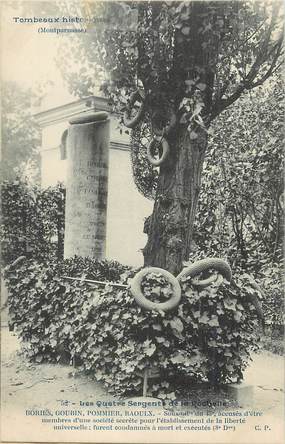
[1,1,284,443]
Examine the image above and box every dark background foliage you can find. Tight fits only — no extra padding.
[195,76,284,270]
[1,179,65,265]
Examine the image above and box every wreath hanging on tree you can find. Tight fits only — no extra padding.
[130,123,159,200]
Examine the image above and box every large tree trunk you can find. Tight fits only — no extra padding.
[141,2,222,274]
[143,125,208,275]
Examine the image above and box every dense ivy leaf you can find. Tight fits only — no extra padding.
[189,131,198,140]
[170,317,184,333]
[234,311,243,322]
[199,313,210,324]
[223,298,237,311]
[181,26,190,35]
[208,316,219,327]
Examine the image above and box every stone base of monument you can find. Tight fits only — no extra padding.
[222,383,253,406]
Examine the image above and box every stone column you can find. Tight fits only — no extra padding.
[64,112,110,259]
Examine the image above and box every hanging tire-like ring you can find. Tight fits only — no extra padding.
[177,258,232,287]
[123,90,145,128]
[147,137,169,166]
[130,267,181,312]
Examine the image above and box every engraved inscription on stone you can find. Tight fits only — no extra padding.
[64,119,110,259]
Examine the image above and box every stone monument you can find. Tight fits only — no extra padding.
[64,112,110,259]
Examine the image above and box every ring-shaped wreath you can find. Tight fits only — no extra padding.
[130,267,181,312]
[147,137,169,166]
[177,258,232,288]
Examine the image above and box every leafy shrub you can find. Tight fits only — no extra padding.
[4,257,261,398]
[1,179,65,265]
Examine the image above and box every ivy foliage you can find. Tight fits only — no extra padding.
[1,179,65,265]
[59,255,130,282]
[5,256,261,398]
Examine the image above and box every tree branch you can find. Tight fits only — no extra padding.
[249,38,283,88]
[210,29,283,120]
[242,18,267,46]
[210,0,283,121]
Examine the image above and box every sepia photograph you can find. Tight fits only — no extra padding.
[0,1,284,443]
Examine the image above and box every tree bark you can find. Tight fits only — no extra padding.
[143,125,208,275]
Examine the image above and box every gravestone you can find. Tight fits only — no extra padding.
[64,112,110,259]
